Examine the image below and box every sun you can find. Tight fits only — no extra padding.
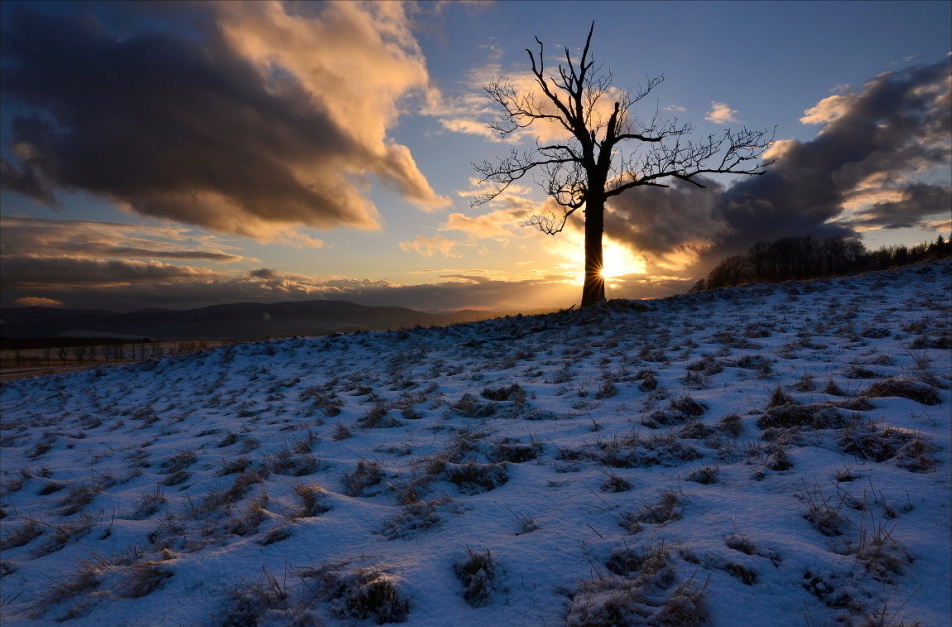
[545,233,648,286]
[599,241,648,281]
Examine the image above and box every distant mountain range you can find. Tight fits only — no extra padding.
[0,301,516,341]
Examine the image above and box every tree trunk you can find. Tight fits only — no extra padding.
[581,198,606,307]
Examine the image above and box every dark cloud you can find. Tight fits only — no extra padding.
[0,3,446,240]
[713,59,951,257]
[0,256,222,288]
[604,59,951,271]
[848,183,952,230]
[249,268,278,279]
[0,157,56,206]
[0,216,248,262]
[604,177,726,258]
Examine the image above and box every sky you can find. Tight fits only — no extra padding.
[1,0,950,313]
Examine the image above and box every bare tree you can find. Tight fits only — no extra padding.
[474,23,775,307]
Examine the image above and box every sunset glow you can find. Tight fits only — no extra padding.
[547,233,649,287]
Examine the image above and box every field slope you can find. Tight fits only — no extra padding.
[1,261,950,626]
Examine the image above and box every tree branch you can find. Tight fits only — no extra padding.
[473,22,775,242]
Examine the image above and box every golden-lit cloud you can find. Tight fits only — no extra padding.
[838,183,952,231]
[216,1,449,214]
[399,235,461,257]
[441,208,530,240]
[12,296,63,308]
[0,1,448,243]
[925,215,952,233]
[800,92,856,126]
[432,56,629,145]
[705,102,739,124]
[762,138,798,161]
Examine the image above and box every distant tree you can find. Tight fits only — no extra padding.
[474,23,775,307]
[70,345,87,365]
[705,255,755,290]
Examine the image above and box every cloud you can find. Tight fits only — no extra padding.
[799,92,855,126]
[604,177,727,266]
[0,257,223,288]
[433,54,629,145]
[427,60,513,142]
[399,235,461,257]
[249,268,278,279]
[0,216,251,262]
[705,102,739,124]
[0,156,56,206]
[444,179,565,241]
[12,296,63,308]
[0,2,448,241]
[710,59,950,257]
[441,207,532,239]
[0,213,260,307]
[843,182,952,230]
[601,58,951,275]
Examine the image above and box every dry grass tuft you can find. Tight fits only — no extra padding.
[0,519,43,550]
[291,483,331,518]
[453,547,500,607]
[130,487,166,520]
[655,574,709,626]
[566,542,697,627]
[301,563,411,624]
[356,404,401,429]
[58,483,101,516]
[117,561,173,598]
[853,520,912,583]
[864,377,941,405]
[341,460,385,497]
[219,568,295,627]
[839,422,936,471]
[379,499,448,540]
[799,483,848,537]
[443,461,509,495]
[686,466,719,485]
[757,403,847,430]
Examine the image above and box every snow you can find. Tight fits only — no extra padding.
[1,261,950,627]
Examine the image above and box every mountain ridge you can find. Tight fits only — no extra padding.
[0,299,518,341]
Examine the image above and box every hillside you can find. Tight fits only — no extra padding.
[0,301,508,342]
[0,261,950,626]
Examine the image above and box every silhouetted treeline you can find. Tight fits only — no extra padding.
[691,234,952,292]
[0,338,217,368]
[0,336,151,351]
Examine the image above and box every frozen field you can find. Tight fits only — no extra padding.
[1,261,950,626]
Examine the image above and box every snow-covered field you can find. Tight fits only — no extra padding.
[1,261,950,627]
